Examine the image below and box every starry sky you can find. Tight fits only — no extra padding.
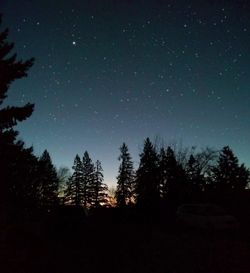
[2,0,250,186]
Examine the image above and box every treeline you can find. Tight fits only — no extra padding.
[53,138,250,212]
[115,140,250,209]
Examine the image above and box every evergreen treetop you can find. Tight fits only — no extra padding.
[135,137,160,207]
[65,154,84,206]
[0,15,34,132]
[212,146,249,192]
[0,15,36,221]
[116,143,135,207]
[92,160,108,207]
[38,150,59,207]
[82,151,95,206]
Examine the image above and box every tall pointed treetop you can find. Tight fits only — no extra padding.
[0,15,34,131]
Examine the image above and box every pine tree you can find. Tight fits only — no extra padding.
[159,146,187,203]
[5,141,40,210]
[82,151,95,207]
[135,138,160,207]
[212,146,249,192]
[116,143,135,207]
[65,154,84,206]
[186,154,204,195]
[160,147,177,199]
[0,16,34,133]
[0,15,35,221]
[91,160,108,207]
[38,150,59,208]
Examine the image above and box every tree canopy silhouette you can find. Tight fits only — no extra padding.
[82,151,95,207]
[38,150,59,208]
[116,143,135,207]
[0,15,35,222]
[0,16,34,132]
[211,146,249,193]
[65,154,84,206]
[91,160,108,208]
[135,138,160,207]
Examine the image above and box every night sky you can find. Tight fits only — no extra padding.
[2,0,250,186]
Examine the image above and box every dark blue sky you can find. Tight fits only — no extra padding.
[2,0,250,185]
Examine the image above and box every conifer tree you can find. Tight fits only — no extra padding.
[82,151,95,207]
[212,146,249,192]
[159,146,187,203]
[65,154,84,206]
[5,142,40,210]
[116,143,135,207]
[91,160,108,207]
[160,147,178,199]
[38,150,59,208]
[0,15,35,220]
[0,15,34,133]
[186,154,204,195]
[135,138,160,207]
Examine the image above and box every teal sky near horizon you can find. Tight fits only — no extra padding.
[1,0,250,186]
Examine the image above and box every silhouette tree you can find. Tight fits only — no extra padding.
[91,160,108,207]
[38,150,59,208]
[116,143,135,207]
[2,140,40,217]
[177,147,218,194]
[135,138,160,207]
[82,151,95,207]
[195,147,218,177]
[160,147,176,198]
[0,15,35,222]
[0,16,34,133]
[211,146,249,193]
[159,146,187,203]
[65,154,84,206]
[186,154,204,196]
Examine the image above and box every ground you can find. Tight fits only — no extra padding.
[1,210,250,273]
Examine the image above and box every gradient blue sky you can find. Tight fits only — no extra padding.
[2,0,250,186]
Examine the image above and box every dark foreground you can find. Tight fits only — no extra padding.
[1,209,250,273]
